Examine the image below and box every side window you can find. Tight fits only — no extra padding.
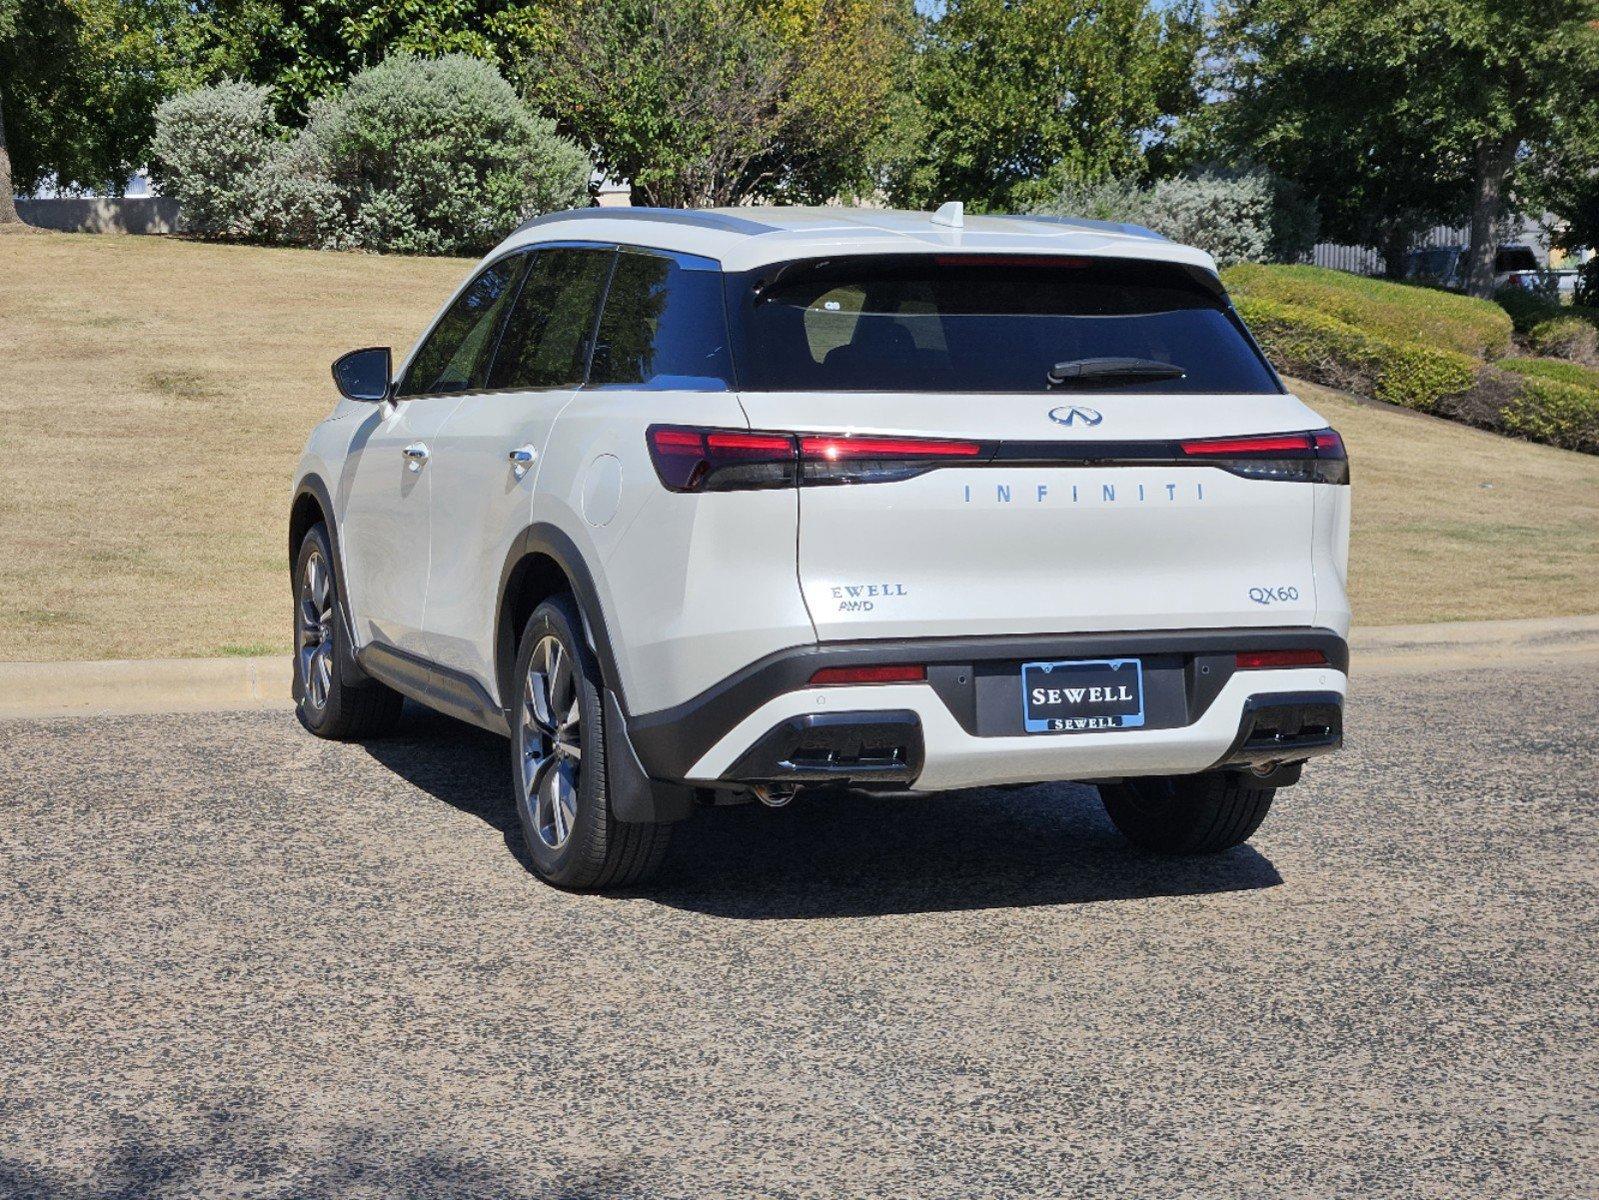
[398,255,526,397]
[487,247,615,391]
[590,249,732,390]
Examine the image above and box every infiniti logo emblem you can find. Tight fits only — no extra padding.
[1049,405,1104,428]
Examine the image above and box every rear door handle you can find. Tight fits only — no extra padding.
[402,442,429,471]
[508,445,537,479]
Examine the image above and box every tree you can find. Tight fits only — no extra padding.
[889,0,1205,213]
[167,0,518,122]
[0,0,19,224]
[500,0,914,207]
[0,0,180,197]
[1214,0,1599,295]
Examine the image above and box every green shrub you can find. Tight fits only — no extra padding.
[1035,174,1273,267]
[1500,376,1599,454]
[1526,316,1599,365]
[1499,356,1599,390]
[1225,264,1513,360]
[149,82,284,237]
[1493,285,1564,335]
[1233,294,1477,411]
[304,54,591,256]
[1450,359,1599,454]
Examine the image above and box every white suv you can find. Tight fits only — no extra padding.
[290,206,1351,889]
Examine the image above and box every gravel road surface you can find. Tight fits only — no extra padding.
[2,662,1595,1199]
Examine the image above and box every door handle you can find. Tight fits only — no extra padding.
[402,442,429,471]
[507,445,537,479]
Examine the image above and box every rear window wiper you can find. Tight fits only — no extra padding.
[1047,357,1187,387]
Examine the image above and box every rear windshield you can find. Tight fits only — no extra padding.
[725,255,1280,394]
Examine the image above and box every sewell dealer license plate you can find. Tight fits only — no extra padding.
[1021,658,1146,733]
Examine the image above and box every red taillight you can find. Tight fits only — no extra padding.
[799,435,983,460]
[809,664,927,686]
[1312,430,1345,456]
[648,426,990,492]
[1179,427,1348,485]
[1236,649,1328,670]
[1181,433,1315,456]
[647,425,797,492]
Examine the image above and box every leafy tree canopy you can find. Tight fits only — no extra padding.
[1212,0,1599,289]
[499,0,915,207]
[0,0,180,192]
[889,0,1205,212]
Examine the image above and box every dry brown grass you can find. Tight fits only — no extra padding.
[0,234,1594,661]
[1289,378,1599,625]
[0,233,465,660]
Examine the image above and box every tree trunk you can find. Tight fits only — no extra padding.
[0,91,24,225]
[1465,133,1520,299]
[1379,225,1413,280]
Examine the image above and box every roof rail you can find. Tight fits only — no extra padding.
[1006,213,1169,242]
[514,206,778,237]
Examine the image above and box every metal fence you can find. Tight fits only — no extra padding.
[1310,225,1472,276]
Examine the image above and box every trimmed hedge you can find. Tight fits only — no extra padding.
[1499,356,1599,391]
[1232,294,1477,412]
[1492,286,1599,339]
[1225,263,1513,360]
[1226,265,1597,455]
[1523,317,1599,365]
[1496,360,1599,454]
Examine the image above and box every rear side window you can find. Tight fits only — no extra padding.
[726,255,1281,394]
[589,249,732,390]
[399,254,527,397]
[488,247,615,391]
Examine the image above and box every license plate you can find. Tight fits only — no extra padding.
[1021,658,1145,733]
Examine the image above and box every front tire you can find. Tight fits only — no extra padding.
[1099,771,1275,854]
[510,595,671,890]
[293,522,403,740]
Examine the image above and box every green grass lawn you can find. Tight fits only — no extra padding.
[0,232,1595,661]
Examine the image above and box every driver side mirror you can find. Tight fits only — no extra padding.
[331,346,393,402]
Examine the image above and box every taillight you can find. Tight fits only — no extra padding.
[809,664,927,686]
[1236,649,1328,670]
[647,426,797,492]
[1180,428,1348,484]
[799,433,986,485]
[647,426,989,492]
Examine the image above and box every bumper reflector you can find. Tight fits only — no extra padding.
[808,664,927,686]
[1235,648,1328,670]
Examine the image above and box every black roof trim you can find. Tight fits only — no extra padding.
[515,207,777,237]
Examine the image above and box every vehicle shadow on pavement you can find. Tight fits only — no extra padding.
[0,1104,628,1200]
[362,705,1282,920]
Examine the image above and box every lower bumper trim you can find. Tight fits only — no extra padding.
[1214,691,1344,770]
[724,710,925,784]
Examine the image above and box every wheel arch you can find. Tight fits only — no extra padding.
[495,523,628,717]
[289,473,368,688]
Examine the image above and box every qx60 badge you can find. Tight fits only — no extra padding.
[1049,405,1104,428]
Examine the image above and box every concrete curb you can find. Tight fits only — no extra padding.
[1,615,1596,719]
[0,655,295,719]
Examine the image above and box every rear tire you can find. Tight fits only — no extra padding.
[293,522,403,740]
[509,594,671,890]
[1099,771,1274,854]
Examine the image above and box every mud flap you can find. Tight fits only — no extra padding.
[605,688,696,824]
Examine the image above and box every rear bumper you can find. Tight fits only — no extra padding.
[624,627,1348,790]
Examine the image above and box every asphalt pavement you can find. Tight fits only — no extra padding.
[1,660,1595,1199]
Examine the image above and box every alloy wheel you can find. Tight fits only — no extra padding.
[519,635,583,850]
[297,549,335,711]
